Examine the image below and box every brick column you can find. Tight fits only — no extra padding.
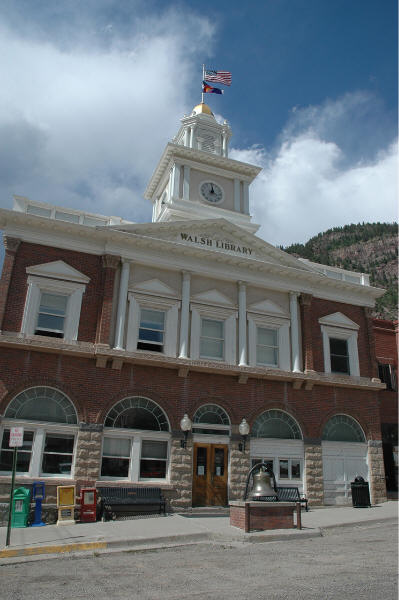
[304,442,324,506]
[364,307,379,379]
[300,293,314,372]
[0,236,21,330]
[74,424,103,491]
[229,431,251,501]
[368,440,387,504]
[96,255,120,346]
[168,436,193,511]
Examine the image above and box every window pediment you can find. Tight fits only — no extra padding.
[248,299,288,317]
[26,261,90,284]
[133,278,177,297]
[318,312,359,330]
[191,289,234,306]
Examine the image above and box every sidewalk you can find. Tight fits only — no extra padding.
[0,501,397,564]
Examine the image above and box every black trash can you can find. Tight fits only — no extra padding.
[351,476,371,508]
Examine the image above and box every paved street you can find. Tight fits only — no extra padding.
[2,521,397,600]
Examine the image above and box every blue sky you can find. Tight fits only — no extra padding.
[0,0,397,248]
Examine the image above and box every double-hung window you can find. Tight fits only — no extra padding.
[0,429,34,473]
[378,364,397,391]
[319,313,360,377]
[200,318,224,360]
[137,309,165,352]
[329,338,350,374]
[256,327,278,366]
[35,293,68,338]
[21,261,89,342]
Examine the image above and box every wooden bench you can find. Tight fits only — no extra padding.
[276,486,308,511]
[97,487,166,521]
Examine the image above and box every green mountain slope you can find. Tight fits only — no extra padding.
[282,223,398,319]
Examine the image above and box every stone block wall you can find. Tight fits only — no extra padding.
[368,441,387,504]
[228,439,250,501]
[167,437,192,510]
[304,444,324,506]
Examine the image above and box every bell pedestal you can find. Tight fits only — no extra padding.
[229,501,301,533]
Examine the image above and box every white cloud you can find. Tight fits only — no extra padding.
[0,7,214,220]
[231,94,398,247]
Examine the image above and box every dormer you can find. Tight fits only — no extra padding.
[174,103,232,157]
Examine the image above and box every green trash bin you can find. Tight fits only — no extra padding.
[11,487,31,528]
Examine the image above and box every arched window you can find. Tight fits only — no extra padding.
[102,397,170,481]
[192,404,230,436]
[322,415,365,443]
[104,397,169,431]
[5,387,77,424]
[252,410,302,439]
[1,387,78,478]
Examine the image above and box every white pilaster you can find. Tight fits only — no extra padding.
[234,179,241,212]
[170,164,181,199]
[290,292,301,373]
[243,182,249,214]
[114,261,130,350]
[179,271,191,358]
[238,281,247,366]
[183,165,190,201]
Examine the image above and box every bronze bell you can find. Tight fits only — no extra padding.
[252,467,278,499]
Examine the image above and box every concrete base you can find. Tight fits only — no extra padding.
[229,501,300,532]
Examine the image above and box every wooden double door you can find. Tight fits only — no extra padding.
[192,443,228,507]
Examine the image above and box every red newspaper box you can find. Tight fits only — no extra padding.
[79,488,97,523]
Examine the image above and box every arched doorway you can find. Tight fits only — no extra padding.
[322,414,368,505]
[250,409,305,492]
[192,404,230,507]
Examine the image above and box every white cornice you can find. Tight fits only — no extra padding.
[0,208,385,307]
[144,142,262,199]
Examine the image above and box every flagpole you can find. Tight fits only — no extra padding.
[202,64,205,103]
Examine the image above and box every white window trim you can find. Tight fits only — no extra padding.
[251,456,303,483]
[320,324,360,376]
[21,275,87,341]
[0,420,78,479]
[126,293,180,356]
[248,313,290,371]
[190,303,237,364]
[100,428,171,483]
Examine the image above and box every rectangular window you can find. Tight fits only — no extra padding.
[137,308,165,352]
[0,430,34,473]
[101,437,131,478]
[279,459,289,479]
[291,459,301,479]
[140,440,167,479]
[200,318,224,359]
[256,327,278,366]
[41,433,74,475]
[35,293,68,338]
[329,338,350,374]
[378,364,397,391]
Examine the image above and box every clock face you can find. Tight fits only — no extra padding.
[200,182,223,204]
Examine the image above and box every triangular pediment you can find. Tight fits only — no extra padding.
[318,312,359,330]
[192,289,234,306]
[26,260,90,283]
[248,299,288,316]
[109,218,315,273]
[134,278,176,296]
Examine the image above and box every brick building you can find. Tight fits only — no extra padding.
[373,318,398,494]
[0,103,389,515]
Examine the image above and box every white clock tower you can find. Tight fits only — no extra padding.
[145,103,262,233]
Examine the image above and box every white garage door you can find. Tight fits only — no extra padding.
[322,441,368,505]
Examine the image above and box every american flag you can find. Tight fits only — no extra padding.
[204,69,232,86]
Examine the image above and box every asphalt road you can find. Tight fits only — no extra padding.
[2,521,397,600]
